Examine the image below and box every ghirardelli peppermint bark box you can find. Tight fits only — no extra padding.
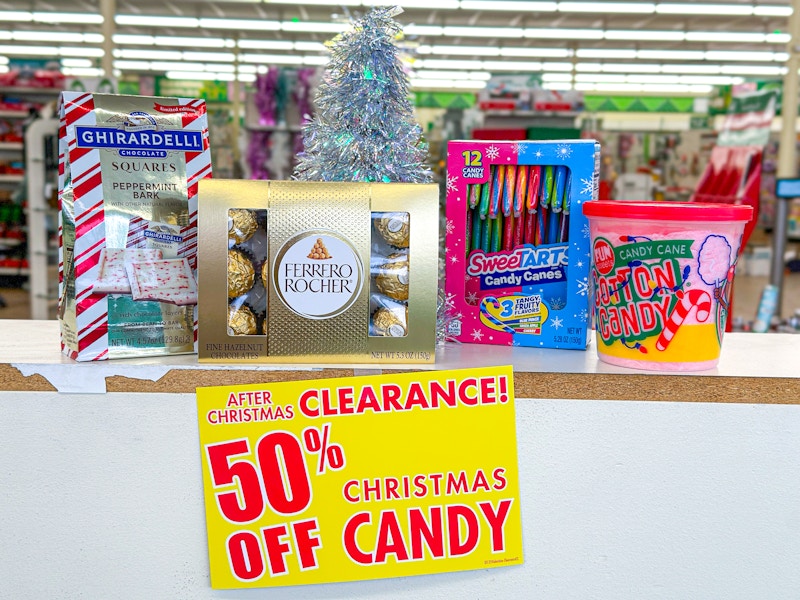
[58,92,211,361]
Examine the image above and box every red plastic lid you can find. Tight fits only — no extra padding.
[582,200,753,222]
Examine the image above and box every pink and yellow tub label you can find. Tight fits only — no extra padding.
[590,228,742,370]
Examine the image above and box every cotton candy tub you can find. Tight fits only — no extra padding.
[582,200,753,371]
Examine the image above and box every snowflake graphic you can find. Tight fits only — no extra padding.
[465,273,472,282]
[471,328,485,341]
[449,254,459,264]
[577,277,589,297]
[513,142,527,155]
[486,145,500,160]
[446,218,455,235]
[551,315,564,330]
[446,174,458,192]
[579,309,589,323]
[576,259,584,268]
[549,296,565,311]
[534,149,543,159]
[445,292,457,308]
[466,290,479,304]
[582,223,590,238]
[555,144,573,160]
[580,177,593,196]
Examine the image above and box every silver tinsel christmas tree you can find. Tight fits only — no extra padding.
[293,6,432,184]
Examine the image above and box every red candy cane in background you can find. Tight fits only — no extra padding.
[655,289,712,351]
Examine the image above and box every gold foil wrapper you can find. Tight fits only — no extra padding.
[372,306,408,337]
[228,249,255,298]
[228,209,259,245]
[228,304,257,335]
[375,214,410,248]
[376,253,409,301]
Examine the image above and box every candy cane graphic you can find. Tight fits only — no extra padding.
[655,289,712,351]
[480,297,516,334]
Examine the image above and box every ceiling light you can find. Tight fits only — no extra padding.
[0,44,56,55]
[404,25,445,35]
[200,18,280,31]
[541,73,573,81]
[166,70,237,81]
[482,60,544,71]
[60,47,104,57]
[655,3,753,15]
[294,41,326,52]
[280,21,347,33]
[680,75,743,85]
[116,15,199,27]
[61,58,93,68]
[62,67,104,77]
[33,12,102,24]
[239,53,305,65]
[625,74,680,84]
[409,78,486,89]
[113,35,155,45]
[541,61,573,71]
[443,26,525,37]
[115,49,183,61]
[238,40,293,50]
[604,29,683,41]
[719,65,785,76]
[269,0,359,4]
[461,1,558,10]
[637,49,704,60]
[661,64,721,74]
[766,33,790,43]
[0,12,32,22]
[754,5,792,16]
[559,2,655,13]
[576,73,627,82]
[417,59,484,69]
[13,31,102,43]
[575,63,602,72]
[114,60,152,71]
[375,0,460,7]
[576,49,637,59]
[303,56,329,65]
[155,36,234,48]
[183,51,236,62]
[686,31,765,43]
[600,63,662,73]
[704,50,778,62]
[415,70,492,80]
[499,47,572,58]
[427,44,500,56]
[525,28,603,39]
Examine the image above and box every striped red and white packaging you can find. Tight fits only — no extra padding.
[58,92,211,361]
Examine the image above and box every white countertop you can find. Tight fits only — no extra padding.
[2,320,798,393]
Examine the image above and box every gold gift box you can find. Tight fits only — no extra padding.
[198,179,439,364]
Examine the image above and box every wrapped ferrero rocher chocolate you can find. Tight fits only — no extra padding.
[228,304,258,336]
[228,208,259,246]
[375,252,409,301]
[374,213,409,248]
[372,306,408,337]
[228,248,256,298]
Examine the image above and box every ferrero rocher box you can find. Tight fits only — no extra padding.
[198,179,439,364]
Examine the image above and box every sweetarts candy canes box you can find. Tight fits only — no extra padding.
[58,92,212,361]
[445,139,600,349]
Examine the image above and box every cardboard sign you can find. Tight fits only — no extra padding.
[196,366,523,589]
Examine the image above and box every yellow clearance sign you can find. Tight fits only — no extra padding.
[196,366,523,589]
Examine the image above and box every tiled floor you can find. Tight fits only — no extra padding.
[2,272,800,325]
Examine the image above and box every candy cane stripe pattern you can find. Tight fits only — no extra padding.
[59,92,211,361]
[480,297,516,334]
[655,289,712,352]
